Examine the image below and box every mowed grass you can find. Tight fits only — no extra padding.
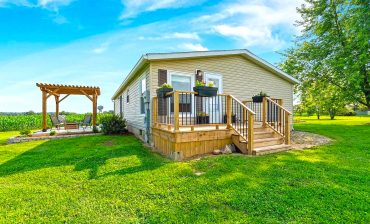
[0,116,369,223]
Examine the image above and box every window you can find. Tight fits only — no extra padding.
[140,78,146,114]
[171,74,193,113]
[171,75,191,91]
[126,90,129,103]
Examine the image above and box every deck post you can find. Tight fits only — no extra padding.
[247,112,254,154]
[262,96,267,127]
[284,113,290,145]
[174,91,179,131]
[42,90,47,132]
[153,97,157,127]
[278,99,283,127]
[226,95,232,129]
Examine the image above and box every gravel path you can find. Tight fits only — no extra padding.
[291,130,332,149]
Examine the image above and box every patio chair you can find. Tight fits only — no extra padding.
[58,115,66,124]
[49,115,64,130]
[79,114,92,130]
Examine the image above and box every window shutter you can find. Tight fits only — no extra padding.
[196,71,203,114]
[158,69,167,86]
[158,69,168,116]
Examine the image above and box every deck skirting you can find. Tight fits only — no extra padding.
[152,127,232,160]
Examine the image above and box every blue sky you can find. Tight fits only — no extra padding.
[0,0,303,113]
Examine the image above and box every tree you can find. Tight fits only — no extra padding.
[281,0,370,109]
[98,105,104,113]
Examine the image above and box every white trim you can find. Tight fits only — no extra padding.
[204,72,223,93]
[112,49,299,100]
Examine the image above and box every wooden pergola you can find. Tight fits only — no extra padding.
[36,83,101,131]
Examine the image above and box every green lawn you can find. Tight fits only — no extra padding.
[0,116,369,223]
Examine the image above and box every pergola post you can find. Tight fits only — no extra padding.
[92,93,97,127]
[42,90,47,132]
[55,95,60,118]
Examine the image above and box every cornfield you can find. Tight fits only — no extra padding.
[0,114,112,132]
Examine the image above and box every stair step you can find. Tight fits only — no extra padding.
[254,137,283,147]
[253,144,291,156]
[254,130,275,139]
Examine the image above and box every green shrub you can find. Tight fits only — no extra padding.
[100,115,127,135]
[49,131,56,136]
[93,126,100,133]
[19,129,31,137]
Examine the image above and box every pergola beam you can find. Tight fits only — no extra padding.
[80,90,93,102]
[58,94,70,103]
[45,88,60,99]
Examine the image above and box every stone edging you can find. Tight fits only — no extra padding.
[7,133,102,144]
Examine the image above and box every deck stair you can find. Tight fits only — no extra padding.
[231,125,291,155]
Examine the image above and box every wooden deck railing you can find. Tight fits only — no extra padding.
[265,97,291,144]
[243,97,291,144]
[153,92,291,151]
[229,95,256,153]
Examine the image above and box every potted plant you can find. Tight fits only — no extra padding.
[252,91,269,103]
[193,80,218,97]
[156,83,173,98]
[223,113,236,124]
[196,112,210,124]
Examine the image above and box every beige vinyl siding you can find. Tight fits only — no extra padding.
[113,65,150,137]
[150,55,294,116]
[114,98,120,116]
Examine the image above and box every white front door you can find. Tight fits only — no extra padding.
[205,73,223,123]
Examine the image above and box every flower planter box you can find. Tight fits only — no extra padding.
[193,86,218,97]
[196,116,210,124]
[156,88,173,98]
[252,96,268,103]
[223,114,236,124]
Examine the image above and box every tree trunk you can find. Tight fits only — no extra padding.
[328,108,336,120]
[316,107,320,120]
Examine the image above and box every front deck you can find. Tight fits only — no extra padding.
[152,91,292,160]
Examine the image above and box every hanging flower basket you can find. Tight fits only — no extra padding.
[252,91,269,102]
[156,88,173,98]
[193,86,218,97]
[252,96,264,103]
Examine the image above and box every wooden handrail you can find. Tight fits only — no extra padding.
[265,97,292,115]
[229,95,256,115]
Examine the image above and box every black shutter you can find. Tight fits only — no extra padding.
[158,69,167,116]
[196,71,203,114]
[158,69,167,86]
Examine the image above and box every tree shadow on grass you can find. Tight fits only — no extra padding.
[0,135,168,179]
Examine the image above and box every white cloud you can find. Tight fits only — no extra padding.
[92,42,110,54]
[179,43,208,51]
[193,0,304,50]
[120,0,205,19]
[0,0,74,9]
[213,25,285,50]
[138,32,200,41]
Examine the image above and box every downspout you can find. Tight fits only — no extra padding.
[143,90,150,143]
